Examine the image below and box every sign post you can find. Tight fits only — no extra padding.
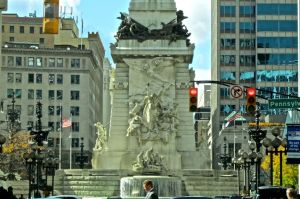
[230,85,244,99]
[286,124,300,164]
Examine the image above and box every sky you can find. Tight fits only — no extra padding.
[4,0,211,82]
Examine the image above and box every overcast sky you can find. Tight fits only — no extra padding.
[5,0,211,82]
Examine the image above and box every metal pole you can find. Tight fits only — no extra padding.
[280,151,283,186]
[237,167,240,195]
[59,105,62,170]
[270,151,273,185]
[69,130,72,169]
[79,137,84,169]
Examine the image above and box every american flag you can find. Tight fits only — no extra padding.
[225,112,242,127]
[62,118,72,128]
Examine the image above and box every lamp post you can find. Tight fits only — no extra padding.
[218,137,232,170]
[262,127,287,186]
[79,137,84,169]
[43,150,59,195]
[232,157,243,195]
[238,149,251,196]
[248,109,267,193]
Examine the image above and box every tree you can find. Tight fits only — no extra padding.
[261,146,298,187]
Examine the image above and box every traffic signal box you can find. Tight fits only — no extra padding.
[246,87,256,114]
[189,87,198,112]
[43,0,59,34]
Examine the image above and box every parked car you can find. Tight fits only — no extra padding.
[36,195,82,199]
[171,196,213,199]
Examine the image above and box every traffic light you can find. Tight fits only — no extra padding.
[189,87,198,112]
[246,87,256,114]
[43,0,59,34]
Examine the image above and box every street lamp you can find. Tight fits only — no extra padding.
[232,157,243,195]
[218,137,232,170]
[262,127,287,186]
[238,149,251,196]
[248,108,267,192]
[43,150,59,195]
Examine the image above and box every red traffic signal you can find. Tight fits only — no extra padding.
[246,87,256,114]
[189,87,198,112]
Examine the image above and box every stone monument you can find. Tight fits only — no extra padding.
[91,0,211,197]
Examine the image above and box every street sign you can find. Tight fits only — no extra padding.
[287,124,300,164]
[269,98,300,109]
[248,122,285,127]
[230,85,244,99]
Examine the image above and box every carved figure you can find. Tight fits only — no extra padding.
[93,122,107,151]
[132,148,166,172]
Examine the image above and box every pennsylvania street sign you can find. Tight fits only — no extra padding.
[269,98,300,109]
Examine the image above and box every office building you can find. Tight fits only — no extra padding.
[0,13,110,168]
[211,0,298,167]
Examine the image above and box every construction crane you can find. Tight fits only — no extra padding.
[43,0,59,34]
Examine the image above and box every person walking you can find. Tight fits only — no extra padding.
[143,179,159,199]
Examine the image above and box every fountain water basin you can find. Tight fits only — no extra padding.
[120,176,182,197]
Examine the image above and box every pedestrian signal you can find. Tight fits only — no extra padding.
[189,87,198,112]
[43,0,59,34]
[246,87,256,114]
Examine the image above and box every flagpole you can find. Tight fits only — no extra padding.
[233,119,236,171]
[69,127,72,169]
[59,105,62,170]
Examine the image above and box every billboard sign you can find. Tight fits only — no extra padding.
[286,124,300,164]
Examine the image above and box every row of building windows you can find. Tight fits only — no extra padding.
[221,20,297,33]
[220,70,298,82]
[2,25,43,34]
[257,4,297,16]
[221,38,255,50]
[7,73,80,85]
[220,55,255,66]
[221,6,256,17]
[7,89,80,100]
[221,22,256,33]
[48,137,82,148]
[257,20,297,32]
[220,54,298,66]
[257,37,298,48]
[6,56,81,68]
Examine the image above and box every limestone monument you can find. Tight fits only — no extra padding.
[91,0,211,197]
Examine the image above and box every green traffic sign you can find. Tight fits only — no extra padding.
[269,98,300,109]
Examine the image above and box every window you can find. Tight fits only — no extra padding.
[28,74,34,83]
[56,106,62,116]
[27,105,34,116]
[56,122,61,132]
[56,74,63,84]
[48,138,54,147]
[15,89,22,99]
[49,74,55,84]
[240,71,255,83]
[257,37,297,48]
[71,91,80,100]
[36,74,42,83]
[257,20,297,32]
[48,90,55,100]
[40,27,43,34]
[220,71,236,81]
[48,106,55,116]
[220,104,236,116]
[240,22,255,33]
[240,6,255,17]
[220,22,235,33]
[2,25,4,32]
[240,55,256,66]
[70,106,80,116]
[72,138,80,147]
[39,38,44,44]
[9,26,14,33]
[7,89,14,98]
[220,55,235,66]
[220,6,235,17]
[20,26,24,33]
[36,57,42,67]
[257,53,298,65]
[28,57,34,67]
[72,122,80,132]
[71,59,80,68]
[257,4,297,16]
[28,89,34,100]
[9,37,14,42]
[57,58,63,67]
[15,73,22,83]
[49,58,55,67]
[16,57,22,66]
[30,26,34,33]
[220,39,235,50]
[57,90,63,100]
[36,90,42,100]
[8,56,14,66]
[48,122,55,132]
[7,73,14,83]
[240,39,255,49]
[28,121,34,129]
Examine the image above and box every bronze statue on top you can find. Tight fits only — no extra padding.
[115,10,191,46]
